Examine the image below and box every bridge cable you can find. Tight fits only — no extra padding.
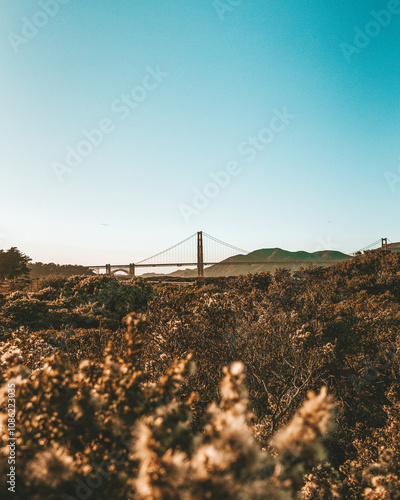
[136,232,197,264]
[355,239,383,253]
[203,232,249,255]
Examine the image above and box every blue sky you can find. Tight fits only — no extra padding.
[1,0,399,267]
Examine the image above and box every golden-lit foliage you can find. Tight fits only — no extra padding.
[0,249,400,498]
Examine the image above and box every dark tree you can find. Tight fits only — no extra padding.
[0,247,31,280]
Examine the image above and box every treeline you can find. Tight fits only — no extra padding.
[0,247,94,281]
[28,262,95,279]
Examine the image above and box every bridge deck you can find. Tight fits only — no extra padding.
[89,260,346,270]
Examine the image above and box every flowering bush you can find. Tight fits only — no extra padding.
[0,249,400,498]
[0,314,337,499]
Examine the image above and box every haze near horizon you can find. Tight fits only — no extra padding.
[1,1,399,265]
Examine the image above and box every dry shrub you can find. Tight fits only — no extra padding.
[0,250,400,498]
[0,314,339,499]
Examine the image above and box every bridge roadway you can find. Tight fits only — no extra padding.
[89,259,347,276]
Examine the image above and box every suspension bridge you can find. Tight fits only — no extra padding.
[352,237,391,254]
[88,233,393,278]
[89,232,249,277]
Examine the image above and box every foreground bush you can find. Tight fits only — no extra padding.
[1,249,400,498]
[0,314,339,499]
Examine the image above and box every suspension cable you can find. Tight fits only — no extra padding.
[136,232,197,264]
[203,232,248,255]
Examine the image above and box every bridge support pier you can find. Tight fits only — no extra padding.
[197,231,204,278]
[129,263,135,276]
[105,264,111,275]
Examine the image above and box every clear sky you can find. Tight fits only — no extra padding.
[1,0,399,266]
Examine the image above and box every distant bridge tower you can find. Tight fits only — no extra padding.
[382,238,388,251]
[197,231,204,278]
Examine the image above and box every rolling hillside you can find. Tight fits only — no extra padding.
[388,242,400,252]
[143,243,400,278]
[170,247,352,278]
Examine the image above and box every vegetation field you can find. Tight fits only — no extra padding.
[1,249,400,499]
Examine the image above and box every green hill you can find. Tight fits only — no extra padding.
[388,242,400,252]
[171,247,352,278]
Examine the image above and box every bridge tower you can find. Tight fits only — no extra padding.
[129,263,135,276]
[381,238,388,251]
[197,231,204,278]
[105,264,111,275]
